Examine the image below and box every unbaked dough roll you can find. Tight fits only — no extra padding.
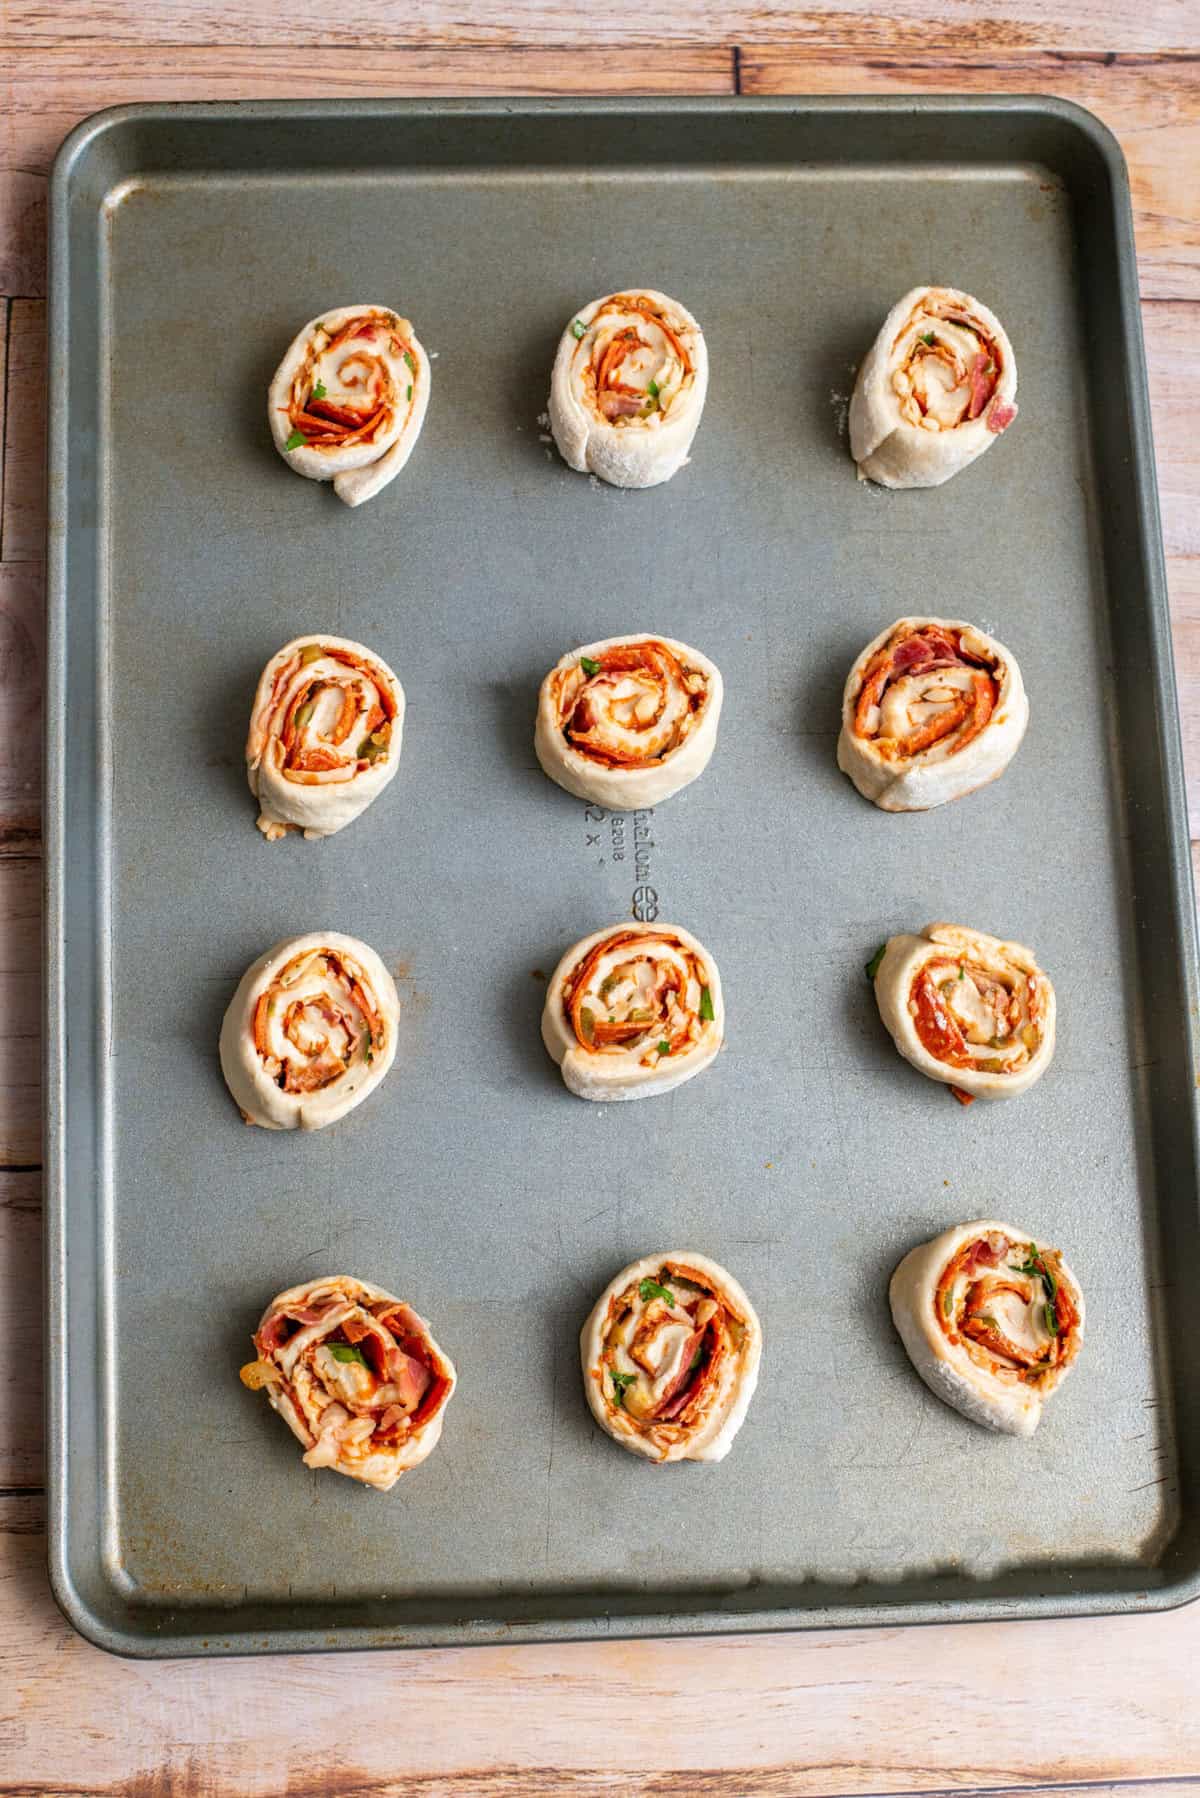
[239,1274,457,1489]
[246,634,404,842]
[535,634,722,808]
[542,922,723,1102]
[269,305,430,507]
[890,1222,1084,1437]
[872,923,1055,1106]
[837,617,1027,811]
[581,1253,762,1463]
[220,932,399,1131]
[548,289,707,488]
[849,286,1018,488]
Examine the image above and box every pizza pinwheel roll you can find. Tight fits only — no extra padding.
[581,1253,762,1463]
[837,617,1027,811]
[535,634,722,808]
[269,305,430,507]
[239,1275,457,1489]
[872,923,1055,1105]
[549,289,708,489]
[849,286,1018,488]
[220,932,399,1131]
[542,922,723,1101]
[889,1222,1084,1436]
[246,634,404,842]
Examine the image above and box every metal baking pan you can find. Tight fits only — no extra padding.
[46,96,1200,1656]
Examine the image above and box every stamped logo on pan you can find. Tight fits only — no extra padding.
[581,803,659,921]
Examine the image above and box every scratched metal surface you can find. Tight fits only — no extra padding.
[45,99,1200,1655]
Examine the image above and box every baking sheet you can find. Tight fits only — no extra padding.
[46,97,1200,1655]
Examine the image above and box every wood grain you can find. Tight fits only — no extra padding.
[739,49,1200,301]
[2,1451,1200,1797]
[0,859,39,1168]
[3,45,733,180]
[0,1174,40,1488]
[0,302,45,563]
[0,0,1193,52]
[3,18,1200,1795]
[0,564,43,856]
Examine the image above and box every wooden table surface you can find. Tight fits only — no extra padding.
[3,3,1200,1792]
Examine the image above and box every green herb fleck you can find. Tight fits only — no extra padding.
[647,378,660,398]
[285,429,307,451]
[403,349,416,374]
[1015,1244,1058,1306]
[1044,1300,1059,1336]
[364,1039,374,1065]
[579,1006,596,1043]
[657,1040,671,1057]
[699,985,715,1022]
[311,379,327,400]
[406,383,413,401]
[639,1278,676,1305]
[920,331,936,346]
[293,701,315,729]
[571,319,587,340]
[958,963,966,980]
[689,1347,703,1372]
[865,944,886,981]
[580,655,602,676]
[327,1342,366,1365]
[610,1369,637,1405]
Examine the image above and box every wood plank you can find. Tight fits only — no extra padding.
[0,169,45,299]
[0,1173,42,1489]
[0,0,1192,52]
[0,859,40,1168]
[739,49,1200,302]
[3,1461,1200,1798]
[0,301,45,563]
[0,563,44,857]
[3,46,732,181]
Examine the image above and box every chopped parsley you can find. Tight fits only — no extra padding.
[406,383,413,401]
[610,1369,637,1405]
[639,1278,675,1305]
[403,349,416,373]
[580,655,601,676]
[657,1040,671,1056]
[311,379,327,400]
[571,319,587,340]
[1015,1244,1061,1333]
[647,378,660,398]
[865,944,886,981]
[920,331,936,346]
[327,1342,366,1365]
[699,985,715,1022]
[284,429,307,451]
